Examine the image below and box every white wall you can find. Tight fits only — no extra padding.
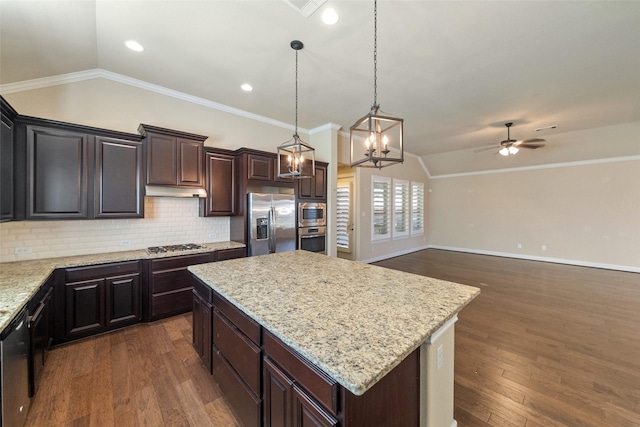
[428,158,640,271]
[0,198,229,263]
[337,132,431,263]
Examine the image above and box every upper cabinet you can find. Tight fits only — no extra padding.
[26,124,90,219]
[201,149,236,217]
[1,97,17,222]
[297,162,327,201]
[94,136,144,218]
[138,124,206,188]
[16,117,144,220]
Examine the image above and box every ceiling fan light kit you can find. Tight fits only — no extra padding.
[277,40,315,179]
[497,122,545,156]
[349,0,404,169]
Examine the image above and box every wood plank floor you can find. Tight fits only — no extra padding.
[25,249,640,426]
[374,249,640,427]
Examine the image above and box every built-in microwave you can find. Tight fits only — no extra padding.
[298,202,326,227]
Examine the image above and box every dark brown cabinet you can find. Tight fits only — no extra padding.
[293,385,339,427]
[139,124,206,188]
[59,261,141,343]
[94,136,144,218]
[19,118,144,220]
[144,252,215,321]
[1,97,16,222]
[28,278,54,398]
[201,149,235,217]
[297,162,327,201]
[26,125,90,219]
[192,273,214,372]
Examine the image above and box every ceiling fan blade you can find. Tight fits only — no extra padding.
[522,138,545,143]
[519,143,545,149]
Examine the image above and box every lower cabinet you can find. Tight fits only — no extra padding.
[145,252,215,321]
[28,276,54,398]
[192,278,213,372]
[58,261,141,343]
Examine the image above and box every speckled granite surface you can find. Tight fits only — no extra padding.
[189,250,480,396]
[0,242,245,331]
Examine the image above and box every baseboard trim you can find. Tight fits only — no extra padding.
[428,245,640,274]
[360,245,430,264]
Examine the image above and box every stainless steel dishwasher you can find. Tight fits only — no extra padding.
[1,307,31,427]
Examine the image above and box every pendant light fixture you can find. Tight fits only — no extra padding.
[277,40,315,179]
[350,0,403,169]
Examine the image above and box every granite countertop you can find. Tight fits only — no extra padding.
[0,241,245,331]
[188,250,480,396]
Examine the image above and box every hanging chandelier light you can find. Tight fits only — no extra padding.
[350,0,403,169]
[277,40,315,179]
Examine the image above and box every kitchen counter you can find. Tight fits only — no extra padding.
[0,241,245,331]
[188,250,480,396]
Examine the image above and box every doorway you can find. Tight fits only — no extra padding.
[336,176,354,260]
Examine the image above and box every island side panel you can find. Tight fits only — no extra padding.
[341,348,420,426]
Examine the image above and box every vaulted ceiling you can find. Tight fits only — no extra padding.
[2,1,639,173]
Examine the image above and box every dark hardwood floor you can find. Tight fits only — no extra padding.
[374,249,640,427]
[25,249,640,426]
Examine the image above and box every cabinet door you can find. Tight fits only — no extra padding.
[264,358,294,427]
[247,153,274,181]
[202,152,235,216]
[177,138,204,187]
[297,164,327,201]
[65,279,105,338]
[193,291,203,355]
[106,274,140,327]
[146,133,177,185]
[1,112,14,221]
[26,125,90,219]
[293,385,338,427]
[95,136,144,218]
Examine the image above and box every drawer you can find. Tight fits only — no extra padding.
[66,261,140,282]
[151,288,193,318]
[213,291,260,345]
[213,347,261,427]
[213,310,261,395]
[216,247,246,261]
[150,252,213,271]
[151,268,191,294]
[264,330,338,416]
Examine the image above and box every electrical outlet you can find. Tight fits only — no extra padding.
[541,245,547,251]
[120,240,131,246]
[517,243,522,249]
[209,233,217,240]
[437,345,444,370]
[15,247,32,255]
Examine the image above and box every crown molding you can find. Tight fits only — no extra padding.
[0,68,308,134]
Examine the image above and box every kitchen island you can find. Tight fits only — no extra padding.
[189,250,480,427]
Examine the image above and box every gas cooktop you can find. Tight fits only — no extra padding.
[147,243,206,254]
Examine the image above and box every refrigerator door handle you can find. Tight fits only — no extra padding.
[269,206,276,253]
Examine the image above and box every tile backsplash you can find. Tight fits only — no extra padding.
[0,198,230,263]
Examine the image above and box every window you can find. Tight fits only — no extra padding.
[371,176,391,241]
[411,182,425,235]
[336,181,351,250]
[393,179,410,238]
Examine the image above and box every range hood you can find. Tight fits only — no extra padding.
[145,185,207,198]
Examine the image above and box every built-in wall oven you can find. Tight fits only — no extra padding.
[298,202,326,254]
[298,226,326,254]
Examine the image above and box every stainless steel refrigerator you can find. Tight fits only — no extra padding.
[247,193,296,256]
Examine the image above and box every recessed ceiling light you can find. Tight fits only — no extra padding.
[125,40,144,52]
[241,83,253,92]
[322,8,339,25]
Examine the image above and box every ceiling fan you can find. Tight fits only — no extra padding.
[495,122,545,156]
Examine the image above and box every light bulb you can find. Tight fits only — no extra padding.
[509,146,519,155]
[300,155,305,163]
[365,137,371,149]
[499,147,509,156]
[382,135,389,148]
